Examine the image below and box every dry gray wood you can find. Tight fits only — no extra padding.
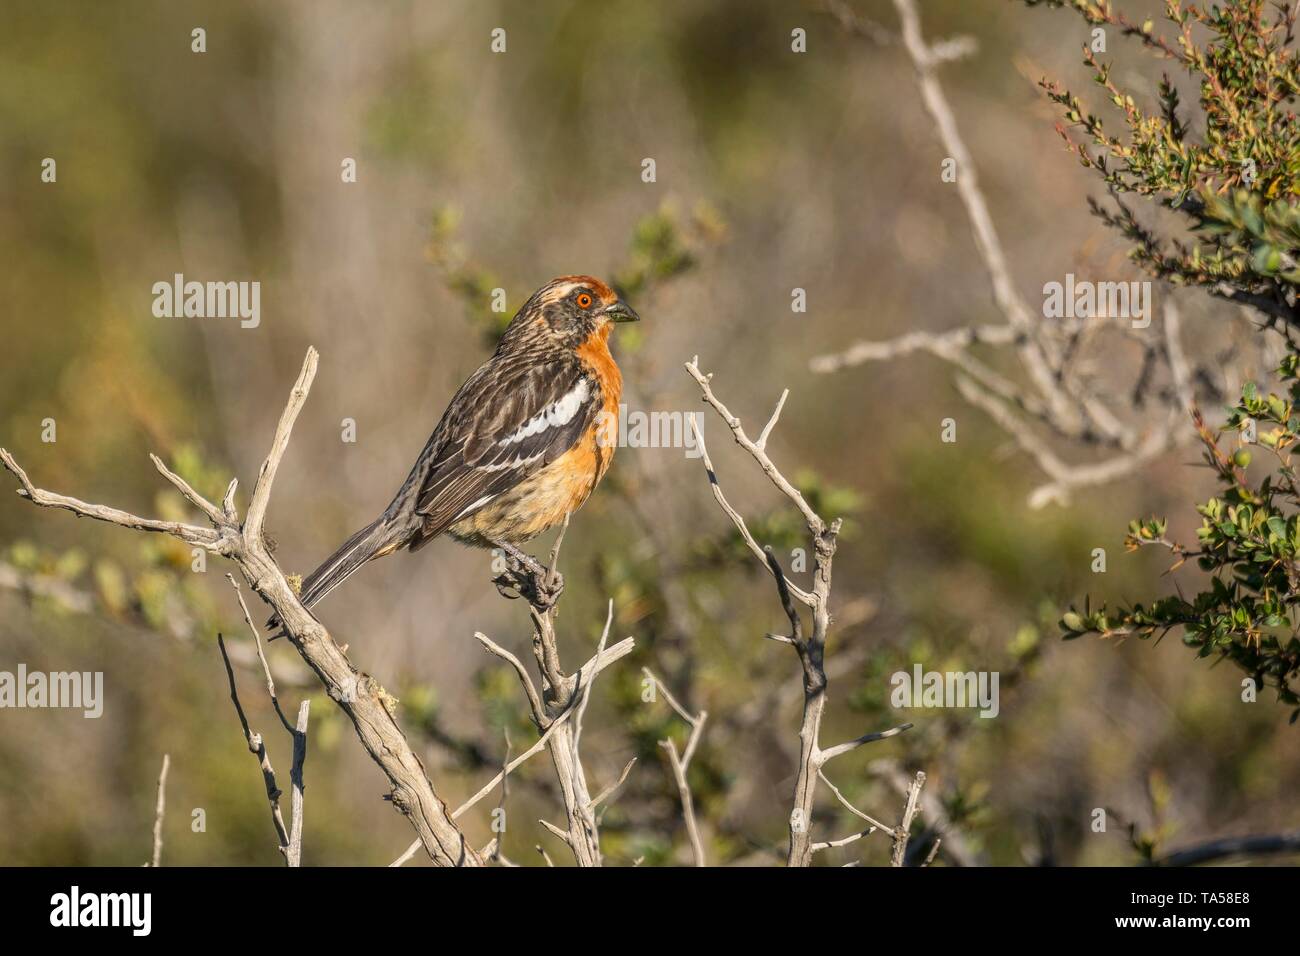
[476,565,633,866]
[890,771,927,867]
[389,626,634,867]
[149,753,170,867]
[811,0,1258,509]
[643,666,708,866]
[685,357,914,866]
[0,348,479,866]
[871,757,977,867]
[218,633,293,857]
[224,573,310,865]
[287,700,310,867]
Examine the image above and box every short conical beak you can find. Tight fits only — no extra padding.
[603,299,640,323]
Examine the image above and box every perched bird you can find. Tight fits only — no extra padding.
[280,275,638,619]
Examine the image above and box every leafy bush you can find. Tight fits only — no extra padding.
[1030,0,1300,712]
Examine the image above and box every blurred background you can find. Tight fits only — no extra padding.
[1,0,1295,866]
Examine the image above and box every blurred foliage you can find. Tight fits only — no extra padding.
[612,201,728,303]
[426,199,726,351]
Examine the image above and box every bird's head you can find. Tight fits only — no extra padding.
[501,275,639,352]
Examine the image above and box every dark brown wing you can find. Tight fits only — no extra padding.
[405,351,604,543]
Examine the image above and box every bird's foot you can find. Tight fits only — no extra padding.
[490,540,564,609]
[498,541,547,578]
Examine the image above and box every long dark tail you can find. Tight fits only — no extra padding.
[268,517,400,627]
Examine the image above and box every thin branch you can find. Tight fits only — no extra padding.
[244,347,318,543]
[589,758,637,815]
[686,357,826,534]
[481,519,636,868]
[659,739,707,866]
[684,383,814,605]
[871,757,977,867]
[150,454,227,525]
[755,388,790,451]
[644,666,709,866]
[765,548,806,645]
[811,828,876,852]
[954,374,1181,509]
[391,631,636,866]
[539,819,572,846]
[0,449,224,551]
[818,722,914,765]
[890,0,1076,428]
[818,769,893,833]
[218,633,291,859]
[890,770,927,867]
[810,323,1015,374]
[228,574,294,732]
[287,700,309,868]
[458,636,634,818]
[474,632,546,726]
[923,838,943,866]
[149,753,170,867]
[686,356,847,867]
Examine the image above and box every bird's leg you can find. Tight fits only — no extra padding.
[493,539,547,578]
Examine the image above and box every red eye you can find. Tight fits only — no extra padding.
[576,292,593,309]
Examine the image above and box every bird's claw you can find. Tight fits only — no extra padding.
[490,543,564,609]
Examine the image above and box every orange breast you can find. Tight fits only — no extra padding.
[576,324,621,485]
[577,324,623,415]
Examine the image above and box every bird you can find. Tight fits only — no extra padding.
[274,275,638,623]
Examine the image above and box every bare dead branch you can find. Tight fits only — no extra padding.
[0,348,480,866]
[755,388,789,451]
[479,526,640,867]
[589,757,637,816]
[473,632,546,726]
[686,356,918,867]
[287,700,309,868]
[871,757,977,867]
[889,0,1077,428]
[644,666,709,865]
[391,630,635,867]
[807,0,1255,510]
[819,722,914,765]
[218,633,292,861]
[686,357,825,534]
[818,769,893,833]
[810,324,1015,374]
[0,448,226,551]
[890,770,927,867]
[149,753,170,867]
